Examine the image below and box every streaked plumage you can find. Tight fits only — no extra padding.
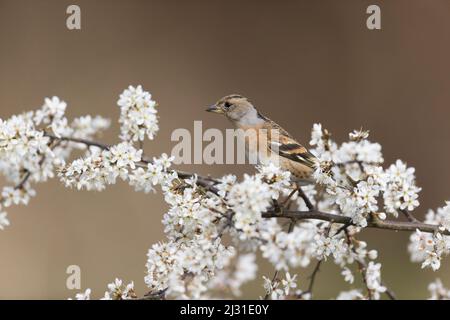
[206,94,318,182]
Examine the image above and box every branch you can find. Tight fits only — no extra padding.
[263,210,449,236]
[298,187,314,211]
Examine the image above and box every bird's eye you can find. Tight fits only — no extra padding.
[224,102,232,109]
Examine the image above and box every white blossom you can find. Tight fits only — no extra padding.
[341,267,354,284]
[227,174,273,240]
[0,211,10,230]
[208,253,258,297]
[102,278,136,300]
[59,142,142,191]
[312,161,336,187]
[365,262,386,300]
[281,273,298,296]
[117,85,159,142]
[259,221,314,270]
[34,96,67,126]
[383,160,421,215]
[71,115,110,140]
[216,174,237,198]
[428,279,450,300]
[72,288,91,300]
[336,289,364,300]
[408,202,450,271]
[313,233,348,261]
[145,239,234,299]
[349,129,370,142]
[309,123,323,146]
[256,162,292,198]
[262,272,299,300]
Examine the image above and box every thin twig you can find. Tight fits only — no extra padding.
[298,187,314,211]
[384,285,397,300]
[280,188,298,207]
[400,209,420,223]
[307,260,323,295]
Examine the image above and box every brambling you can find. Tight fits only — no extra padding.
[206,94,318,183]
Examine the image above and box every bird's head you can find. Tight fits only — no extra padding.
[206,94,260,125]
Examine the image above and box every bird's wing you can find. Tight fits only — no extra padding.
[269,134,318,169]
[261,116,318,169]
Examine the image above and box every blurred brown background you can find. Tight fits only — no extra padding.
[0,0,449,299]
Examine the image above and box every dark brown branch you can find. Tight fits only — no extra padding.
[298,187,314,211]
[384,284,397,300]
[307,260,322,295]
[262,210,449,236]
[14,171,31,191]
[138,289,167,300]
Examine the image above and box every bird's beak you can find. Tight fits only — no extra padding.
[206,104,223,114]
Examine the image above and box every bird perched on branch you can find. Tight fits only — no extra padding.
[206,94,319,183]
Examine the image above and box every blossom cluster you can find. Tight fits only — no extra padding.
[207,253,258,297]
[71,278,136,300]
[102,278,136,300]
[365,262,386,299]
[117,85,159,142]
[141,160,294,298]
[59,142,143,191]
[0,96,109,228]
[310,124,421,228]
[262,272,299,300]
[144,174,235,299]
[145,239,234,299]
[408,202,450,270]
[428,278,450,300]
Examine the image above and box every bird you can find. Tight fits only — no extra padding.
[206,94,319,183]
